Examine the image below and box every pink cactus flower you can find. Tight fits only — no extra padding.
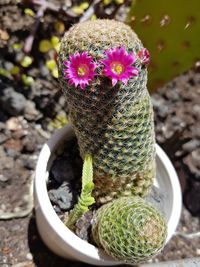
[138,48,150,65]
[100,47,138,86]
[63,52,96,90]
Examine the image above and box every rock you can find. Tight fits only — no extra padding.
[151,95,165,111]
[193,104,200,120]
[191,125,200,138]
[4,61,14,71]
[183,149,200,179]
[184,180,200,215]
[165,88,180,102]
[171,117,186,128]
[50,156,75,184]
[15,51,24,63]
[0,146,14,170]
[182,140,200,153]
[22,136,37,153]
[21,155,37,170]
[4,138,22,154]
[24,100,42,121]
[6,117,22,131]
[0,87,26,116]
[26,252,33,261]
[48,182,75,211]
[58,95,66,108]
[0,122,5,130]
[157,105,169,119]
[0,133,8,144]
[11,223,21,232]
[39,64,49,77]
[6,117,29,139]
[0,174,9,182]
[75,211,94,241]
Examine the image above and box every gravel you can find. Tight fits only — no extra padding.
[0,87,26,116]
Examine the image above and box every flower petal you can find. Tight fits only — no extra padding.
[63,52,96,89]
[112,78,118,87]
[101,47,138,86]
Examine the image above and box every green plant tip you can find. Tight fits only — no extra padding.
[22,74,34,86]
[46,59,57,71]
[11,66,20,75]
[80,2,89,10]
[115,0,124,4]
[72,6,85,15]
[39,40,52,53]
[20,56,33,68]
[24,8,35,17]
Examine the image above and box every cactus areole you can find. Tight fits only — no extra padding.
[58,19,155,204]
[58,20,167,263]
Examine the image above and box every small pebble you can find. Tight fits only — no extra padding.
[22,136,36,153]
[50,156,75,184]
[11,224,21,232]
[24,100,42,121]
[1,87,26,116]
[0,133,8,144]
[6,117,22,131]
[22,156,36,170]
[182,139,200,153]
[0,174,8,182]
[48,182,75,211]
[1,204,6,211]
[26,252,33,261]
[4,61,14,71]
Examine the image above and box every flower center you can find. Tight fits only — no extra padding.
[111,62,124,75]
[77,64,88,77]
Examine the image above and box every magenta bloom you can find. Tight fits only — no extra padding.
[138,48,150,65]
[63,52,96,90]
[100,47,138,86]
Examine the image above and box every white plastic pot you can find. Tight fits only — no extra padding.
[34,124,182,266]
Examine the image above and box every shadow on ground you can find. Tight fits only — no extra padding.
[28,216,91,267]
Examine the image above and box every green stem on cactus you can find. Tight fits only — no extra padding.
[65,154,95,230]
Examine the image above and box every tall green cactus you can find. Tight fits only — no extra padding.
[92,197,167,264]
[127,0,200,91]
[58,20,156,205]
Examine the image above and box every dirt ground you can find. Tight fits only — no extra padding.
[0,1,200,266]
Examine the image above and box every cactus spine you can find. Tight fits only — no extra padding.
[58,20,156,204]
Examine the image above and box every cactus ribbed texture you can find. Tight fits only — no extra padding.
[58,20,156,204]
[92,197,167,264]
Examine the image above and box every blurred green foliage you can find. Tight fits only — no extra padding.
[48,114,68,130]
[127,0,200,91]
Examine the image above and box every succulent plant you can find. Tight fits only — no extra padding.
[58,19,156,204]
[66,154,95,230]
[127,0,200,91]
[92,196,167,264]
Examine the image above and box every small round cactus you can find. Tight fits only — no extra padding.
[58,19,156,204]
[92,197,167,264]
